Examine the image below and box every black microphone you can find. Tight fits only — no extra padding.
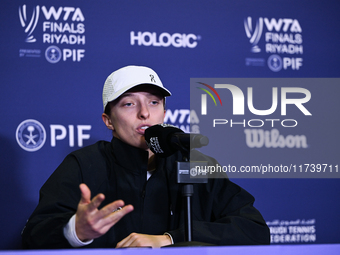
[144,124,209,157]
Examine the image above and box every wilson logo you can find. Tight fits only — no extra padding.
[244,129,308,148]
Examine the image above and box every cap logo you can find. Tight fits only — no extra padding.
[150,74,156,83]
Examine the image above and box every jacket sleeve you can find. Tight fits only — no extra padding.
[21,154,82,249]
[167,151,270,246]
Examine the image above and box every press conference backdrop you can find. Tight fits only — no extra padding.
[1,0,339,250]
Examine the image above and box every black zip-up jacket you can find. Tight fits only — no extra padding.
[22,137,270,248]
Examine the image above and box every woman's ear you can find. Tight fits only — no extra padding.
[101,113,114,130]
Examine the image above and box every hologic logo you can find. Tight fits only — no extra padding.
[130,31,199,48]
[196,82,223,115]
[16,119,46,152]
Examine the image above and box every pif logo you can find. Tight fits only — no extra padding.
[16,119,92,151]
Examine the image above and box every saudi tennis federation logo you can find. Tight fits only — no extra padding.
[45,45,62,63]
[16,119,46,152]
[196,82,222,115]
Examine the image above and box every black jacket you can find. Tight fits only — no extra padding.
[22,137,270,248]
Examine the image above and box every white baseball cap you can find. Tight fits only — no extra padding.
[102,65,172,110]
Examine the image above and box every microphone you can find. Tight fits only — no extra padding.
[144,124,209,157]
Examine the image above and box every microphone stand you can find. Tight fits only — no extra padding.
[174,149,212,246]
[179,157,195,242]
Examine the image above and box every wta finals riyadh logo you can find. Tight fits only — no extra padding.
[19,5,40,43]
[244,17,263,53]
[196,82,222,115]
[16,119,46,152]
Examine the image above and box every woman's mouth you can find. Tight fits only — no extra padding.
[137,125,149,135]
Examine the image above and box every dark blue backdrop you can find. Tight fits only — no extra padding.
[1,0,339,250]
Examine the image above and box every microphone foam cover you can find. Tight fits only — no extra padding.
[144,124,184,157]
